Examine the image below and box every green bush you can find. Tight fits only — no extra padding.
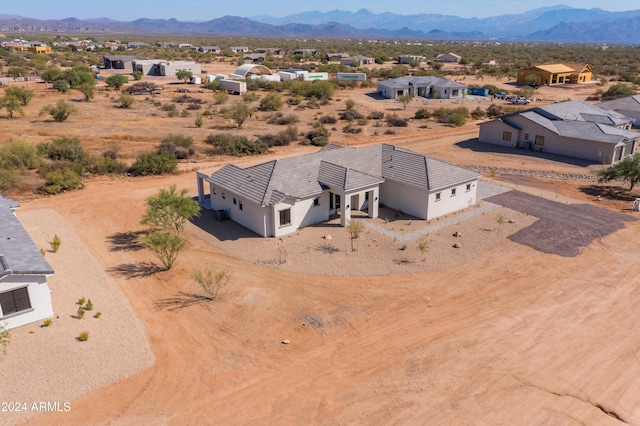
[0,140,43,169]
[242,92,259,102]
[0,169,20,190]
[129,152,178,176]
[267,113,299,125]
[385,114,408,127]
[414,108,431,119]
[259,92,283,111]
[305,123,330,143]
[319,115,337,124]
[486,104,503,118]
[158,134,196,159]
[38,137,84,162]
[339,109,364,122]
[51,234,61,252]
[41,168,83,194]
[120,93,135,108]
[84,155,128,175]
[470,107,486,120]
[205,134,268,156]
[256,126,298,147]
[78,331,89,341]
[367,111,384,120]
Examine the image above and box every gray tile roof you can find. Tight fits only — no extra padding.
[206,144,481,205]
[503,100,639,144]
[0,197,54,277]
[377,76,467,90]
[597,95,640,112]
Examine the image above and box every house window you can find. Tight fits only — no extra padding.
[233,198,237,205]
[222,193,226,199]
[239,201,243,211]
[212,188,216,195]
[279,209,291,226]
[435,192,441,201]
[313,198,320,207]
[535,135,545,146]
[466,184,471,192]
[451,188,457,197]
[452,89,459,96]
[502,131,512,142]
[0,287,31,317]
[524,133,529,140]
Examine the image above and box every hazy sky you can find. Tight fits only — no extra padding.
[1,1,633,21]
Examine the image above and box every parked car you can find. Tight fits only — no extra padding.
[511,97,531,105]
[493,92,507,99]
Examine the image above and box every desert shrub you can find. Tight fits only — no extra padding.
[319,115,337,124]
[205,134,268,156]
[602,83,635,99]
[345,99,356,109]
[470,107,486,120]
[38,137,84,162]
[0,323,10,355]
[0,169,20,190]
[41,168,83,194]
[187,103,201,111]
[384,129,396,135]
[77,297,86,305]
[339,109,364,122]
[414,108,431,119]
[52,79,70,93]
[94,312,102,318]
[128,152,178,176]
[367,111,384,120]
[85,299,93,311]
[78,331,89,341]
[286,96,301,106]
[39,100,76,122]
[214,91,229,105]
[42,318,53,327]
[259,92,283,111]
[51,234,61,252]
[305,123,330,144]
[433,107,468,126]
[132,70,143,81]
[84,155,128,175]
[290,80,335,100]
[267,113,299,125]
[161,103,177,115]
[486,104,503,118]
[385,114,408,127]
[158,134,195,159]
[257,131,294,147]
[343,125,362,134]
[0,140,43,169]
[243,92,259,102]
[120,93,135,108]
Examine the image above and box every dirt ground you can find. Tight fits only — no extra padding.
[3,65,640,424]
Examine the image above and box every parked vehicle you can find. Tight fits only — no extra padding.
[493,92,507,99]
[511,97,531,105]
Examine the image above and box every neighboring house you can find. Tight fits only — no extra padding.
[398,54,425,64]
[156,42,175,48]
[293,49,319,56]
[255,47,283,55]
[516,63,592,85]
[103,55,138,69]
[243,53,267,64]
[326,53,350,61]
[229,46,249,53]
[177,43,193,49]
[478,100,639,164]
[132,59,161,75]
[377,76,467,100]
[436,52,461,63]
[340,55,374,66]
[196,144,481,238]
[199,46,220,53]
[127,42,150,49]
[597,95,640,128]
[0,197,54,330]
[158,61,201,76]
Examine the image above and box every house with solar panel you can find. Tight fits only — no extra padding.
[196,144,481,238]
[478,100,638,164]
[376,76,467,100]
[0,197,54,329]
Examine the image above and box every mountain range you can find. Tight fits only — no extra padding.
[1,5,640,44]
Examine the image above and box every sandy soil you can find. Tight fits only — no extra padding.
[2,65,640,425]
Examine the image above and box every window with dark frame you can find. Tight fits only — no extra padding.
[239,201,243,211]
[0,287,31,316]
[233,198,237,205]
[535,135,545,146]
[435,192,441,201]
[451,188,457,197]
[222,192,226,199]
[279,208,291,226]
[502,131,512,141]
[313,198,320,207]
[466,184,471,192]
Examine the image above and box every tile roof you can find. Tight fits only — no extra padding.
[377,76,466,90]
[206,144,480,205]
[598,95,640,112]
[0,197,54,277]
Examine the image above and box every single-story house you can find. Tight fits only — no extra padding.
[398,54,425,64]
[127,42,150,49]
[478,100,638,164]
[229,46,249,53]
[158,61,201,76]
[103,55,138,69]
[0,197,54,329]
[199,46,220,53]
[243,53,267,64]
[516,63,592,86]
[377,76,467,100]
[132,59,161,75]
[293,49,319,56]
[326,53,350,61]
[156,42,175,48]
[196,144,481,238]
[597,95,640,128]
[436,52,461,63]
[255,48,283,56]
[340,55,375,66]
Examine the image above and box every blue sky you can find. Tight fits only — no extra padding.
[1,1,633,21]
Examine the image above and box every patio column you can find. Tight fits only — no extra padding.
[340,199,351,226]
[368,188,379,219]
[196,173,205,204]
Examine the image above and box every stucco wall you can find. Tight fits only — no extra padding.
[0,275,53,329]
[380,180,428,219]
[210,187,269,237]
[428,181,478,220]
[274,193,329,238]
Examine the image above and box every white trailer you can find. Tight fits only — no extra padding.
[219,79,247,94]
[304,72,329,81]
